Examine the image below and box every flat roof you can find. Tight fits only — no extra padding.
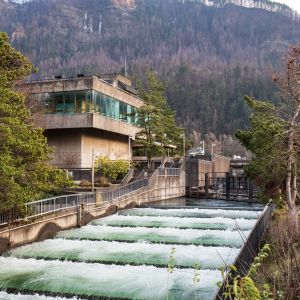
[16,75,144,107]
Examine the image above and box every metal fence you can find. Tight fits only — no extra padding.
[100,178,149,202]
[0,179,149,225]
[187,172,257,201]
[25,193,95,219]
[0,168,180,225]
[215,203,275,299]
[0,209,21,226]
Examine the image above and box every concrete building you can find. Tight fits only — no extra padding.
[16,74,143,177]
[185,154,231,188]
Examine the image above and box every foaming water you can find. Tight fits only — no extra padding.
[90,215,256,230]
[0,198,262,299]
[56,225,250,247]
[155,198,263,209]
[120,208,261,219]
[6,239,239,269]
[0,257,221,300]
[0,291,82,300]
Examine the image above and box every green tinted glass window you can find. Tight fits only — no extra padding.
[37,89,138,124]
[54,93,64,112]
[65,92,75,113]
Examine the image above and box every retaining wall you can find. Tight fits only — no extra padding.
[0,168,185,254]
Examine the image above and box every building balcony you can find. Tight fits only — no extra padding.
[38,113,140,136]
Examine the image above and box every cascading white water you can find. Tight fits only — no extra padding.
[0,257,221,300]
[1,199,263,299]
[56,224,250,247]
[0,291,82,300]
[6,239,240,269]
[91,215,257,230]
[119,207,262,219]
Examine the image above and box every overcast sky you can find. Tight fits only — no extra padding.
[274,0,300,13]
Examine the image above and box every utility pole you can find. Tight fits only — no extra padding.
[91,149,100,192]
[211,143,216,155]
[128,135,135,170]
[125,23,128,77]
[183,132,186,159]
[128,135,131,170]
[92,149,95,192]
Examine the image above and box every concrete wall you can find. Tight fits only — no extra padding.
[17,77,94,94]
[212,155,231,174]
[45,129,82,168]
[0,168,185,254]
[81,129,130,167]
[46,128,131,169]
[186,155,231,188]
[0,203,118,254]
[40,113,140,137]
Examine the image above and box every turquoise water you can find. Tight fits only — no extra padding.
[90,215,256,230]
[0,257,221,300]
[1,199,262,299]
[6,239,239,269]
[119,207,261,219]
[56,225,250,247]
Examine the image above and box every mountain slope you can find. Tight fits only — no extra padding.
[0,0,300,140]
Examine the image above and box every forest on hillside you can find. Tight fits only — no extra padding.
[0,0,300,150]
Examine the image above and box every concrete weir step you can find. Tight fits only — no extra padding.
[138,205,263,211]
[55,225,250,248]
[6,239,240,269]
[0,198,265,300]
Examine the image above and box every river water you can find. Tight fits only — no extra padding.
[0,197,263,300]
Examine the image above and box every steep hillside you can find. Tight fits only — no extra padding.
[0,0,300,141]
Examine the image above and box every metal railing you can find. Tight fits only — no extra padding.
[100,178,148,202]
[0,168,181,225]
[215,203,275,299]
[187,172,258,201]
[121,168,134,184]
[158,168,180,176]
[0,209,21,226]
[25,193,95,219]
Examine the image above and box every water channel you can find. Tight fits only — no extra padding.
[0,197,263,300]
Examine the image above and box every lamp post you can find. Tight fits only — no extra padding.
[211,143,216,155]
[183,132,186,159]
[91,149,100,192]
[180,132,186,160]
[128,134,135,170]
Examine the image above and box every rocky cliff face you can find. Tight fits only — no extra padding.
[112,0,135,9]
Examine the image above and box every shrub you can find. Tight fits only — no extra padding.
[95,156,129,181]
[98,176,110,187]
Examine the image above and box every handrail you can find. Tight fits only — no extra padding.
[215,203,275,299]
[100,178,148,202]
[0,167,182,226]
[24,193,95,219]
[121,168,134,184]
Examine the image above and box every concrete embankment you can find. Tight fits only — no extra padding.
[0,171,185,254]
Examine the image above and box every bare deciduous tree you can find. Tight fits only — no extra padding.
[274,46,300,231]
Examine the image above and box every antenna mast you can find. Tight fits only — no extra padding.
[125,23,128,77]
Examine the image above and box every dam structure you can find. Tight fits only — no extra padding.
[0,198,264,300]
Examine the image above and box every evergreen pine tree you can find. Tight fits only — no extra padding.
[136,70,182,169]
[0,32,70,214]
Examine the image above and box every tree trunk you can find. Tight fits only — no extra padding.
[286,105,300,233]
